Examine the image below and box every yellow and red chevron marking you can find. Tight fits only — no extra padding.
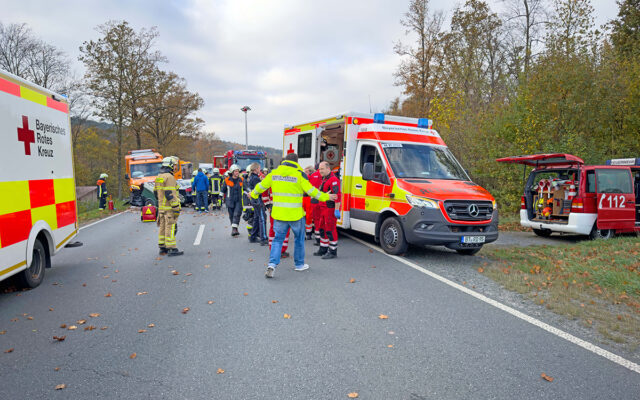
[0,76,68,114]
[0,178,76,249]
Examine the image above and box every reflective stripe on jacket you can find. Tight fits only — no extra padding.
[250,160,329,221]
[155,172,181,211]
[96,179,107,198]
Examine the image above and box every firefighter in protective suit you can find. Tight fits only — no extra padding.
[209,168,223,209]
[96,173,108,210]
[154,156,184,256]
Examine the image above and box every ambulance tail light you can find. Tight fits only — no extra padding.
[374,113,385,124]
[571,197,584,213]
[520,196,526,210]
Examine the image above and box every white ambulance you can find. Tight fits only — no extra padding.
[0,69,80,288]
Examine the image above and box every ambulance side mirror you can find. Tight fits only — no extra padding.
[363,163,374,181]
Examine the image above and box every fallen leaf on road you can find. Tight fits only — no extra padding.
[49,308,54,311]
[478,267,484,273]
[185,273,192,276]
[130,353,137,359]
[371,265,376,268]
[368,249,373,253]
[272,300,278,304]
[53,336,66,342]
[100,326,108,330]
[115,270,119,273]
[55,384,66,390]
[182,280,187,283]
[5,348,14,353]
[27,316,34,320]
[156,257,162,260]
[348,393,359,398]
[137,292,148,296]
[147,323,155,328]
[171,270,179,275]
[204,265,210,268]
[82,283,86,287]
[76,319,86,325]
[54,367,60,371]
[138,329,147,333]
[103,275,110,279]
[112,280,117,282]
[84,326,96,331]
[349,278,356,283]
[387,345,393,348]
[181,307,190,314]
[378,314,388,319]
[0,331,5,335]
[208,301,214,305]
[541,373,554,382]
[104,293,112,297]
[68,326,77,330]
[283,314,291,319]
[243,292,248,296]
[248,258,253,262]
[217,368,224,374]
[10,318,18,322]
[60,324,67,328]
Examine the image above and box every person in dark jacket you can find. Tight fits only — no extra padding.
[246,162,268,245]
[193,168,210,212]
[96,173,108,210]
[225,164,244,236]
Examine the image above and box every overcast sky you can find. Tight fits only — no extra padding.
[1,0,618,148]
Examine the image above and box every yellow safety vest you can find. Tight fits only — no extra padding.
[250,160,328,221]
[155,172,181,211]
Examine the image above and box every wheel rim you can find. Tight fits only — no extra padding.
[29,247,43,279]
[597,229,611,239]
[383,225,399,248]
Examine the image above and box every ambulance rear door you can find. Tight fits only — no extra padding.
[595,167,636,230]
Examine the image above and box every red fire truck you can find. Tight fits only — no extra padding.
[213,149,270,175]
[497,154,640,239]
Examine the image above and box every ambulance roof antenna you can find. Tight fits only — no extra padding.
[368,95,372,113]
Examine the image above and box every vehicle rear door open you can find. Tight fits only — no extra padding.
[595,167,636,230]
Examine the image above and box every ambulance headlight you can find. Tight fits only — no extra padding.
[492,200,498,210]
[406,195,438,209]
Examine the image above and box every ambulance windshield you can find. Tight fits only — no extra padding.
[382,143,469,180]
[131,162,162,178]
[235,158,265,170]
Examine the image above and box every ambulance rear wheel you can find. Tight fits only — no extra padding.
[380,217,408,255]
[20,239,46,288]
[589,224,613,240]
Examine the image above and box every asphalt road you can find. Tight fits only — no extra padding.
[1,209,638,399]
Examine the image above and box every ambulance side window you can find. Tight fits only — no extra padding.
[298,133,312,158]
[586,171,596,193]
[359,145,384,179]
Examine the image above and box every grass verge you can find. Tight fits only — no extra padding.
[77,199,127,225]
[498,212,530,232]
[480,236,640,348]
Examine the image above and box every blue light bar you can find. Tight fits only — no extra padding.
[373,113,385,124]
[417,118,431,128]
[606,158,640,166]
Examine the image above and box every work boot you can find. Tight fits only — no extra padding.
[265,266,275,278]
[167,248,184,257]
[281,252,290,258]
[322,249,337,259]
[305,232,312,240]
[158,247,168,256]
[231,227,239,236]
[313,247,328,257]
[260,239,268,246]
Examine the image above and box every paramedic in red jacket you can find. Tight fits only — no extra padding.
[303,165,316,240]
[313,161,341,259]
[308,165,323,246]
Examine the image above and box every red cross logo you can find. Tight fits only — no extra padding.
[287,143,294,154]
[17,115,35,155]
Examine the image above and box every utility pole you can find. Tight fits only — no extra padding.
[241,106,251,150]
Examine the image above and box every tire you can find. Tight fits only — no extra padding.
[144,198,155,206]
[533,228,552,237]
[19,239,47,288]
[456,247,482,256]
[589,223,613,240]
[379,217,408,255]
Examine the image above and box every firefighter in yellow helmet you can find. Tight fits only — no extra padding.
[154,156,183,256]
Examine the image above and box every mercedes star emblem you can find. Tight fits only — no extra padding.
[467,204,479,217]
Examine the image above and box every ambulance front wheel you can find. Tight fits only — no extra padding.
[20,239,47,288]
[380,217,408,255]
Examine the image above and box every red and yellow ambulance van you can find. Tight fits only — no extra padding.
[0,68,80,288]
[283,112,499,255]
[497,154,640,239]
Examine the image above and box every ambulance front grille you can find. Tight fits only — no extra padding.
[443,200,493,221]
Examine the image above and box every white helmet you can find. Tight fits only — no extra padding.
[99,173,108,179]
[213,168,220,174]
[262,168,268,173]
[229,164,241,173]
[162,156,177,168]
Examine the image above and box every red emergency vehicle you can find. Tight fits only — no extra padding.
[497,154,640,238]
[213,149,269,175]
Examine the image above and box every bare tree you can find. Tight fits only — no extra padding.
[394,0,444,116]
[501,0,548,78]
[0,22,35,77]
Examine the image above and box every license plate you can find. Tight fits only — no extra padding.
[461,236,485,244]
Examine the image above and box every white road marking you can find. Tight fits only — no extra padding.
[79,212,124,231]
[193,224,205,246]
[343,232,640,375]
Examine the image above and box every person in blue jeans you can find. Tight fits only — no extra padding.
[192,169,210,212]
[249,152,337,278]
